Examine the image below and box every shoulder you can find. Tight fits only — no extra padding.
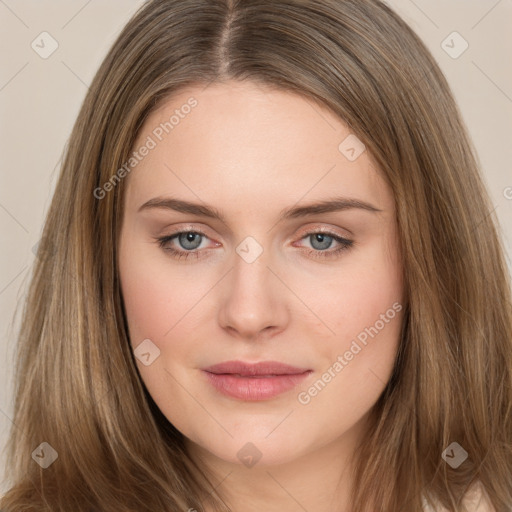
[422,482,496,512]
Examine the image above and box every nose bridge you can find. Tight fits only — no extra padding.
[232,242,271,295]
[217,236,287,338]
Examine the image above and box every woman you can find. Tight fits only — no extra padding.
[1,0,511,510]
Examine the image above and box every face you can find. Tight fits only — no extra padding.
[118,80,404,469]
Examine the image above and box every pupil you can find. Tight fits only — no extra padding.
[311,233,332,250]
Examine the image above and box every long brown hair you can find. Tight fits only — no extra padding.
[2,0,511,510]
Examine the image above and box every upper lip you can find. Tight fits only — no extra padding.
[202,360,311,376]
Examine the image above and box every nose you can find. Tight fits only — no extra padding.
[217,247,289,341]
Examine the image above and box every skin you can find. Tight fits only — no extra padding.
[118,80,404,512]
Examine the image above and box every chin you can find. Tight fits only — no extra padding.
[186,429,311,469]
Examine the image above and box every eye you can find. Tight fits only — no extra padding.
[156,229,215,260]
[295,230,354,259]
[155,228,354,261]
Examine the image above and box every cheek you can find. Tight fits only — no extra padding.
[292,236,403,405]
[293,233,403,349]
[119,240,201,347]
[294,242,404,421]
[120,265,172,346]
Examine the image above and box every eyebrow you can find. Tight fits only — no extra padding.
[137,196,382,224]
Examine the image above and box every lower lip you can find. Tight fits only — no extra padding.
[202,370,312,401]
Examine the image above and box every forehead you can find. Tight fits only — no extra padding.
[125,81,393,214]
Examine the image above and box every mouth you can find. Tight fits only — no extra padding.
[201,360,313,401]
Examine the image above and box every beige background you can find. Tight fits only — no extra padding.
[0,0,511,493]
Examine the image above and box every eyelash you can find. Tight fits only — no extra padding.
[156,229,354,261]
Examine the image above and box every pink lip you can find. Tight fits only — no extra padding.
[201,360,312,401]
